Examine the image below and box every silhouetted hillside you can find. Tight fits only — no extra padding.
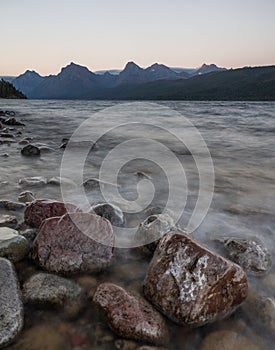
[0,79,26,99]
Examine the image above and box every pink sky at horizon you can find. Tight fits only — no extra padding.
[2,0,275,76]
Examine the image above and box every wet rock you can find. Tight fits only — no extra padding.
[115,339,139,350]
[242,292,275,335]
[137,346,168,350]
[22,273,85,318]
[18,191,35,203]
[0,200,25,211]
[19,176,47,186]
[21,144,40,156]
[32,212,114,274]
[199,330,261,350]
[135,213,175,253]
[0,227,30,262]
[47,176,76,187]
[143,232,248,327]
[0,214,17,228]
[9,324,69,350]
[83,178,101,190]
[222,237,272,275]
[76,275,98,298]
[93,282,169,345]
[19,228,38,244]
[0,132,14,138]
[0,258,24,348]
[24,199,80,228]
[91,203,124,226]
[3,117,24,126]
[18,139,29,145]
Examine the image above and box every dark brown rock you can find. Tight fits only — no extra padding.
[143,232,248,327]
[24,199,80,228]
[93,283,169,345]
[32,212,114,274]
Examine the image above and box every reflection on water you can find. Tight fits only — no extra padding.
[0,100,274,349]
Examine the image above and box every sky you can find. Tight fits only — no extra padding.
[1,0,275,76]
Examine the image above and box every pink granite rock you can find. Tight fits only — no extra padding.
[24,199,80,228]
[32,212,114,274]
[93,283,169,345]
[143,232,248,327]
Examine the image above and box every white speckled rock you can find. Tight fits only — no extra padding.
[0,258,24,348]
[143,232,248,327]
[93,283,169,345]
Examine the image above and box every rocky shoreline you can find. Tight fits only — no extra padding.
[0,110,274,350]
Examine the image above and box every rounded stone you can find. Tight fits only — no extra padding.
[0,214,18,228]
[32,212,114,274]
[0,227,30,262]
[22,273,85,318]
[135,213,175,252]
[18,191,35,203]
[143,231,248,327]
[24,199,80,228]
[91,203,124,226]
[93,282,169,345]
[21,144,40,156]
[0,258,24,348]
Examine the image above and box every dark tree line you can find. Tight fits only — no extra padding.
[0,79,26,99]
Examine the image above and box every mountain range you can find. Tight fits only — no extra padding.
[3,62,275,100]
[11,62,226,99]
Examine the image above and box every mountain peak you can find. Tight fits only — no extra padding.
[196,63,226,75]
[124,61,142,70]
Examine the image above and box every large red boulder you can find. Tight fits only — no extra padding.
[143,232,248,327]
[24,199,80,228]
[93,282,169,345]
[32,212,114,274]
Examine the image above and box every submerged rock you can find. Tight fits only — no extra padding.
[93,283,169,345]
[143,232,248,327]
[135,213,175,252]
[0,227,30,262]
[0,214,17,228]
[9,324,69,350]
[19,176,47,187]
[32,212,114,274]
[242,292,275,335]
[22,273,85,318]
[18,191,35,203]
[0,258,24,348]
[222,237,272,275]
[3,117,24,126]
[91,203,124,226]
[21,144,40,156]
[24,199,80,228]
[0,200,25,211]
[199,330,261,350]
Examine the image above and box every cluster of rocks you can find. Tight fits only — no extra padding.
[0,196,273,349]
[0,191,275,349]
[0,111,25,148]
